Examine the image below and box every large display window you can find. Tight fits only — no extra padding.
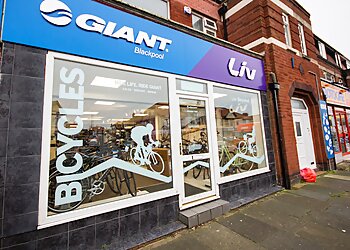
[40,54,175,225]
[39,53,269,225]
[213,86,268,179]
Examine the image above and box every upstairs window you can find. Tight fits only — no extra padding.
[120,0,169,18]
[318,41,327,59]
[347,60,350,70]
[282,13,292,47]
[298,23,307,55]
[192,12,217,37]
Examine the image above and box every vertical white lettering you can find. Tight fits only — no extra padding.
[55,182,82,206]
[57,116,84,136]
[56,153,83,174]
[56,133,83,156]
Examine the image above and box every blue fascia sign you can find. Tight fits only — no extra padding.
[320,101,335,159]
[1,0,267,91]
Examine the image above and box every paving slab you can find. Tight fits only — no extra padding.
[144,222,263,250]
[140,173,350,250]
[216,212,279,243]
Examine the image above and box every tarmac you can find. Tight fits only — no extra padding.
[139,170,350,250]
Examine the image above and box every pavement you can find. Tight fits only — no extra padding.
[139,171,350,250]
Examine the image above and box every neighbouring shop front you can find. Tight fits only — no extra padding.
[0,0,277,248]
[322,80,350,163]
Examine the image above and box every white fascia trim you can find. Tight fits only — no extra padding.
[243,37,301,56]
[225,0,253,18]
[226,0,312,31]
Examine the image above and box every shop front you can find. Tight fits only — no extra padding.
[0,0,276,247]
[322,80,350,163]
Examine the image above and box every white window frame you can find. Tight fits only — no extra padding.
[346,60,350,70]
[38,52,178,228]
[282,13,292,47]
[39,52,270,227]
[318,41,327,59]
[192,12,217,37]
[211,83,271,184]
[298,23,307,55]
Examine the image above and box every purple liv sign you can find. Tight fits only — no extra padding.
[189,45,266,91]
[2,0,266,91]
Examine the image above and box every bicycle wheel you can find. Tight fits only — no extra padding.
[238,141,248,154]
[106,168,123,194]
[124,170,137,196]
[251,144,258,157]
[130,147,142,165]
[147,152,165,173]
[48,171,89,213]
[192,166,202,179]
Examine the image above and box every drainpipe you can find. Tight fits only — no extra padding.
[269,73,291,189]
[218,2,228,41]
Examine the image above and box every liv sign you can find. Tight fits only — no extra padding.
[2,0,266,91]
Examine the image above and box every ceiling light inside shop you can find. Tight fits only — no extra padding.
[158,105,169,109]
[108,118,129,122]
[81,118,103,121]
[134,113,149,117]
[84,111,99,115]
[95,101,115,105]
[91,76,126,88]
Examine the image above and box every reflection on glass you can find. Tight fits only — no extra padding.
[328,107,339,152]
[183,159,211,197]
[48,59,172,215]
[179,98,209,155]
[214,87,267,177]
[342,115,350,152]
[336,114,346,153]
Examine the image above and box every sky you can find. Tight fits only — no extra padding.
[296,0,350,59]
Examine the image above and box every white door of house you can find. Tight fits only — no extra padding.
[291,98,316,169]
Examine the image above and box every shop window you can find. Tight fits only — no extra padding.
[192,12,217,37]
[46,58,172,216]
[298,23,307,55]
[282,13,292,47]
[176,79,207,94]
[328,107,339,152]
[120,0,169,18]
[213,87,267,177]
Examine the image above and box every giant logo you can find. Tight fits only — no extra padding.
[40,0,72,26]
[39,0,172,53]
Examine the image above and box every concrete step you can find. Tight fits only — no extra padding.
[179,199,230,228]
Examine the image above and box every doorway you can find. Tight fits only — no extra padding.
[291,98,316,169]
[172,93,219,209]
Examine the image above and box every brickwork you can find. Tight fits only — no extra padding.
[226,0,331,184]
[170,0,224,39]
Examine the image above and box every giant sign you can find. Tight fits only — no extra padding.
[2,0,266,91]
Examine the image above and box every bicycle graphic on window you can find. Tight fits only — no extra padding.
[129,124,165,174]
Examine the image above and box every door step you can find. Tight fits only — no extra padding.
[179,199,230,228]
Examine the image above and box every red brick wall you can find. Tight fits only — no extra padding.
[169,0,224,39]
[226,0,329,183]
